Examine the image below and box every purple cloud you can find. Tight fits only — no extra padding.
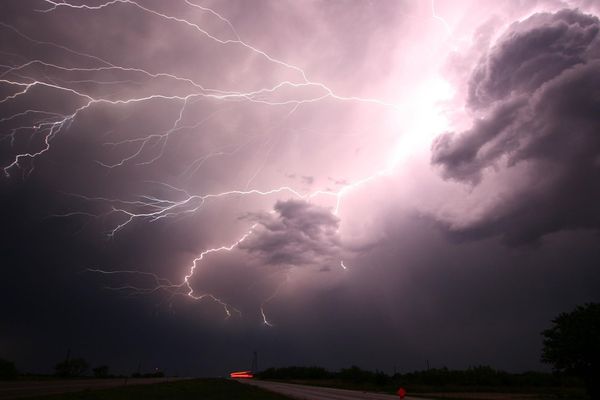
[432,9,600,243]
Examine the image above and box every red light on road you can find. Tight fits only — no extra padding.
[397,387,407,399]
[230,370,254,379]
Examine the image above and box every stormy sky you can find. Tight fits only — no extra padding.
[1,0,599,376]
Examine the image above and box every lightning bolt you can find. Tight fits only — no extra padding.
[260,278,288,327]
[1,0,435,325]
[431,0,451,34]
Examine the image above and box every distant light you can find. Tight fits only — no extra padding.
[230,370,254,379]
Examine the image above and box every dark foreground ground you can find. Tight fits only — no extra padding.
[0,378,292,400]
[264,379,588,400]
[243,379,422,400]
[0,378,180,400]
[0,378,588,400]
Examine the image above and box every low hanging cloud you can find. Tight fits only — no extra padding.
[239,199,342,269]
[431,9,600,244]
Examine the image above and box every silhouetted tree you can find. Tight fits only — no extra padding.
[0,359,18,380]
[55,357,89,377]
[542,303,600,399]
[92,365,109,378]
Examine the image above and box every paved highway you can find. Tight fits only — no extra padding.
[242,380,425,400]
[0,377,188,399]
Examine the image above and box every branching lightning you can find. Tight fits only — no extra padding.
[0,0,431,325]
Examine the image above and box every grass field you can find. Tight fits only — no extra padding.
[25,378,293,400]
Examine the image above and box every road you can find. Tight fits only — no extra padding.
[242,380,425,400]
[0,377,189,399]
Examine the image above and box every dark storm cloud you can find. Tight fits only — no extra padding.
[467,9,600,109]
[239,199,341,268]
[432,9,600,244]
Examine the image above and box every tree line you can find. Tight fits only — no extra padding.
[257,365,574,387]
[0,356,165,379]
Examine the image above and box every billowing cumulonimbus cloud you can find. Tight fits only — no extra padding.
[432,9,600,244]
[239,199,341,269]
[183,199,342,321]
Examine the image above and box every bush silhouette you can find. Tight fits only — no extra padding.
[0,359,18,380]
[55,357,89,377]
[92,365,109,378]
